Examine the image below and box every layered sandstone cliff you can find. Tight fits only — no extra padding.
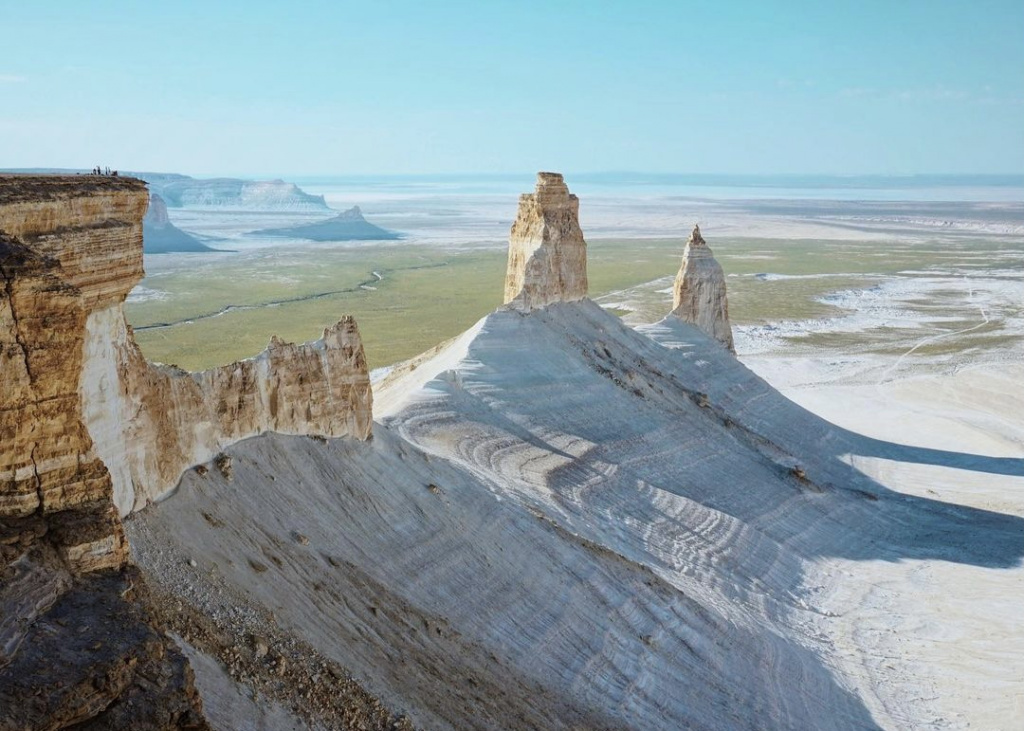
[503,172,588,310]
[0,177,147,561]
[0,174,372,728]
[670,225,734,352]
[0,175,208,729]
[0,176,373,518]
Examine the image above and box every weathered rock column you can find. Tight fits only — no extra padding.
[504,172,588,310]
[671,225,735,352]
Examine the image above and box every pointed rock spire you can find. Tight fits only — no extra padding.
[503,172,588,310]
[671,225,735,352]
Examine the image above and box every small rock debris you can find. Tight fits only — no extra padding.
[214,453,234,481]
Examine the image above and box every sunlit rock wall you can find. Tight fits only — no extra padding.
[504,172,588,310]
[0,176,209,729]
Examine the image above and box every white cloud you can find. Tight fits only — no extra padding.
[776,79,817,90]
[838,87,877,99]
[837,86,989,103]
[894,87,969,102]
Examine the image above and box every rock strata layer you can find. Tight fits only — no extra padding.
[504,172,588,310]
[670,225,734,352]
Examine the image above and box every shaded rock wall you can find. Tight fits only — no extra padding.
[503,172,588,310]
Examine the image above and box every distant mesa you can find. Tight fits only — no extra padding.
[670,224,735,352]
[140,172,329,211]
[0,169,330,211]
[253,205,401,241]
[142,193,218,253]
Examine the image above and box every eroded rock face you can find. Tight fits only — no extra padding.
[0,177,146,566]
[1,176,373,520]
[671,225,734,352]
[254,204,400,241]
[145,192,173,226]
[0,174,370,728]
[84,309,373,514]
[1,564,208,730]
[145,175,329,210]
[503,172,588,310]
[0,176,208,730]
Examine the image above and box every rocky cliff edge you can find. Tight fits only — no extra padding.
[0,174,372,729]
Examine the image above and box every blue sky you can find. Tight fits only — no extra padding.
[1,0,1022,176]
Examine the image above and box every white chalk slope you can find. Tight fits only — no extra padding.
[129,299,1024,730]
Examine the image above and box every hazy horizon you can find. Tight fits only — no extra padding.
[8,167,1024,183]
[8,167,1024,203]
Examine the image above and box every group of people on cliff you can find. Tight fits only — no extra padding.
[90,166,118,176]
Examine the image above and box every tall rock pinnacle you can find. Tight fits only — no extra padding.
[671,225,735,352]
[504,172,588,310]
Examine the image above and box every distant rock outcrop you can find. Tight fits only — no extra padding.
[504,172,588,310]
[253,205,400,241]
[143,193,216,253]
[142,173,329,211]
[670,225,734,352]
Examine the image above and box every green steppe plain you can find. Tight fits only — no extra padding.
[127,236,1022,371]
